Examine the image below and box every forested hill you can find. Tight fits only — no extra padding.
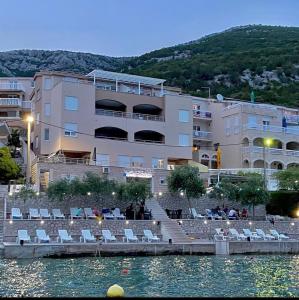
[124,25,299,108]
[1,25,299,107]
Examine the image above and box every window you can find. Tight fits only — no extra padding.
[64,123,78,137]
[118,155,130,167]
[234,116,240,134]
[64,96,78,111]
[44,128,49,141]
[131,156,144,167]
[225,118,230,136]
[179,110,189,122]
[248,115,257,128]
[31,81,35,88]
[44,103,51,116]
[35,136,39,149]
[36,112,40,125]
[96,154,110,166]
[179,134,189,146]
[44,77,52,90]
[160,177,167,185]
[152,158,164,169]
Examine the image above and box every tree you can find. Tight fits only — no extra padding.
[238,176,270,217]
[273,167,299,191]
[167,165,205,210]
[47,178,70,201]
[116,180,152,203]
[17,186,37,203]
[0,147,21,184]
[7,129,21,158]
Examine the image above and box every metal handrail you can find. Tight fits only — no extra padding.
[193,130,212,139]
[0,98,22,106]
[193,110,212,119]
[243,123,299,136]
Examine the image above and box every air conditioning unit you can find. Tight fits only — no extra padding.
[102,167,110,174]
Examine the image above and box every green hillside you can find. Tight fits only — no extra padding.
[123,25,299,107]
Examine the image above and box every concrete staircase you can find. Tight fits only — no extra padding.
[146,199,192,244]
[0,185,8,244]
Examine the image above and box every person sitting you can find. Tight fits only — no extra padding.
[125,203,134,220]
[241,208,248,219]
[215,205,221,216]
[235,208,240,219]
[92,207,101,217]
[223,206,229,215]
[228,208,237,219]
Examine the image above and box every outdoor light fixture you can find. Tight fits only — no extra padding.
[125,220,129,225]
[112,192,116,196]
[87,192,91,196]
[204,220,208,224]
[9,220,13,224]
[179,220,183,225]
[98,220,102,225]
[153,221,156,225]
[291,222,295,226]
[249,221,252,225]
[296,210,299,217]
[226,221,230,225]
[8,192,13,196]
[158,192,163,196]
[40,220,44,225]
[264,138,272,147]
[70,220,74,225]
[180,191,184,196]
[36,192,39,196]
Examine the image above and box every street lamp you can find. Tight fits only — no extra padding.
[26,115,34,185]
[263,138,272,190]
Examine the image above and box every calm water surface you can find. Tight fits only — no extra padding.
[0,255,298,297]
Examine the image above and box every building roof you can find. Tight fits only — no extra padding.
[87,69,166,86]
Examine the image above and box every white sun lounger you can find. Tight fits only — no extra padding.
[214,228,228,241]
[29,208,40,219]
[57,230,73,243]
[270,229,290,240]
[11,208,22,219]
[35,229,50,243]
[229,228,247,240]
[256,229,275,240]
[84,208,97,219]
[190,208,205,219]
[40,209,51,219]
[16,230,31,244]
[142,229,160,242]
[113,208,125,220]
[123,229,138,243]
[102,229,117,243]
[52,209,65,219]
[80,229,96,243]
[243,228,262,240]
[70,208,83,219]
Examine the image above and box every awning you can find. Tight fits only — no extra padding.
[188,160,209,173]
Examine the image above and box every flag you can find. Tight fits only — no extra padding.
[216,147,222,169]
[250,90,255,103]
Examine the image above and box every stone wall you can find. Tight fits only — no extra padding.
[156,194,266,218]
[178,219,299,239]
[4,220,160,242]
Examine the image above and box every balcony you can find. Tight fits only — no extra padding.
[22,101,32,109]
[193,110,212,120]
[0,98,22,107]
[193,130,212,140]
[0,83,25,91]
[243,124,299,136]
[95,108,164,122]
[285,115,299,124]
[243,146,299,157]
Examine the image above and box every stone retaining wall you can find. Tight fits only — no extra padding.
[179,219,299,239]
[4,220,160,242]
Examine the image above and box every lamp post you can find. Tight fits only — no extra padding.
[26,115,34,186]
[263,138,272,190]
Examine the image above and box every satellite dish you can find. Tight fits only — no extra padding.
[216,94,224,102]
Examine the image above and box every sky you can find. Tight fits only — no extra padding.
[0,0,298,57]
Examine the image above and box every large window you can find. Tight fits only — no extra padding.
[118,155,130,167]
[96,154,110,166]
[179,110,189,122]
[44,103,51,116]
[64,123,78,137]
[64,96,78,111]
[152,158,164,169]
[131,156,144,167]
[44,128,49,141]
[44,77,52,90]
[179,134,190,146]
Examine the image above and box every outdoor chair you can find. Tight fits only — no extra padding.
[123,229,138,243]
[40,209,51,219]
[256,229,275,240]
[142,229,160,242]
[57,230,73,243]
[52,209,65,219]
[80,229,96,243]
[70,208,83,219]
[84,208,97,219]
[214,228,228,241]
[242,228,262,240]
[16,230,31,244]
[270,229,290,240]
[228,228,247,240]
[113,208,125,220]
[190,208,205,219]
[11,208,22,219]
[102,229,117,243]
[29,208,40,219]
[35,229,50,243]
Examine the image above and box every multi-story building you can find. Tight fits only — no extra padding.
[0,77,33,133]
[29,70,194,191]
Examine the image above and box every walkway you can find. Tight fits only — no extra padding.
[146,199,192,244]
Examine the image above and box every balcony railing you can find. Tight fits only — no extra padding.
[193,110,212,119]
[134,139,164,144]
[243,146,299,156]
[22,101,32,109]
[243,124,299,136]
[285,115,299,124]
[33,156,91,165]
[193,130,212,140]
[95,109,164,122]
[0,83,24,91]
[0,98,22,107]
